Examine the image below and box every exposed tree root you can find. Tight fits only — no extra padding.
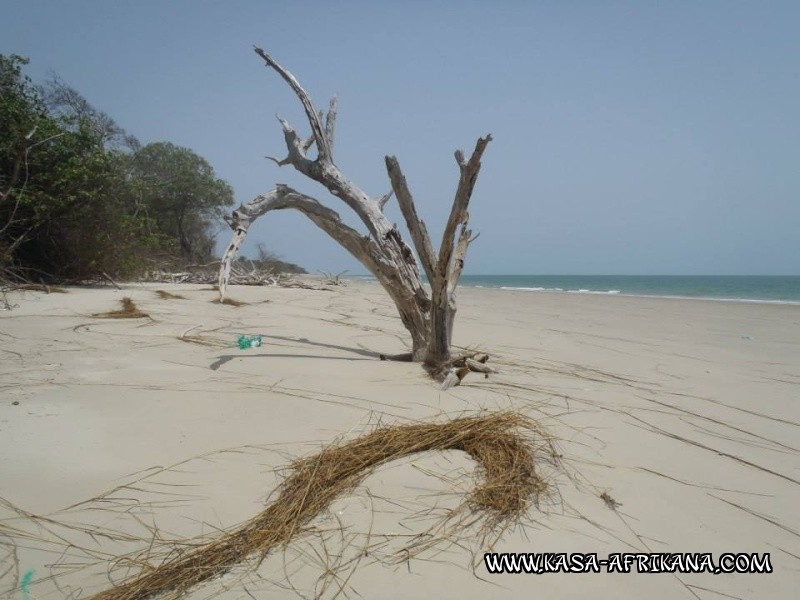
[379,350,496,387]
[432,352,497,390]
[379,351,414,362]
[88,411,554,600]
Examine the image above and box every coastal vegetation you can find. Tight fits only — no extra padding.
[0,54,236,283]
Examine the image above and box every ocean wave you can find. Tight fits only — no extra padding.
[500,286,621,295]
[500,286,563,292]
[620,294,800,305]
[488,285,800,304]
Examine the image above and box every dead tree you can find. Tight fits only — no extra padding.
[220,47,491,376]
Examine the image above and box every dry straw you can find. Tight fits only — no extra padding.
[92,297,149,319]
[210,296,248,307]
[88,411,555,600]
[178,324,228,347]
[155,290,186,300]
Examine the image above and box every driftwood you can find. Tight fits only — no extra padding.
[219,48,492,382]
[440,353,497,390]
[101,270,121,290]
[317,270,348,286]
[148,265,292,287]
[0,286,16,311]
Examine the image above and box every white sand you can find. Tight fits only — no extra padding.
[1,281,798,599]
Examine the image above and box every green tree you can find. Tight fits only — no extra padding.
[2,55,236,280]
[42,76,140,151]
[132,142,234,262]
[1,53,72,274]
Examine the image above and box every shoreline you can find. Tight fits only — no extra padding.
[486,286,800,305]
[348,275,800,306]
[345,275,800,306]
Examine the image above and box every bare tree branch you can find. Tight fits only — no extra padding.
[265,155,290,167]
[254,47,331,161]
[438,134,491,275]
[221,186,383,297]
[252,48,426,295]
[385,156,438,284]
[448,222,472,294]
[325,95,337,151]
[376,190,393,211]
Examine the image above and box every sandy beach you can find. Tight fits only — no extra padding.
[1,281,798,599]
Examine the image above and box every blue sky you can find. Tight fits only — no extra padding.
[4,1,799,274]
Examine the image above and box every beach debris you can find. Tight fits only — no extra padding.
[600,491,621,511]
[177,325,228,348]
[154,290,185,300]
[465,357,496,374]
[101,270,122,290]
[741,334,755,341]
[6,282,68,294]
[20,569,34,600]
[0,286,16,310]
[86,411,555,600]
[317,269,348,286]
[437,352,496,389]
[441,368,466,390]
[146,262,294,287]
[211,296,248,307]
[237,334,262,350]
[92,297,149,319]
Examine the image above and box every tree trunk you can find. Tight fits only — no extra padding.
[218,48,491,377]
[385,135,490,368]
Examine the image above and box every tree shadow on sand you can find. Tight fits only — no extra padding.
[209,334,386,370]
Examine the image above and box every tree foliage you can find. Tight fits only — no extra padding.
[0,54,235,281]
[132,142,233,263]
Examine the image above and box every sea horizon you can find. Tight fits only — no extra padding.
[350,274,800,304]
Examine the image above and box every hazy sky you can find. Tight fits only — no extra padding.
[4,1,799,275]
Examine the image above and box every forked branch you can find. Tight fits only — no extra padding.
[385,156,438,283]
[439,134,492,277]
[254,46,331,161]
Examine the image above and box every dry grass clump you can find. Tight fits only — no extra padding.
[88,411,554,600]
[177,335,226,348]
[155,290,185,300]
[210,296,248,307]
[92,297,149,319]
[177,325,228,348]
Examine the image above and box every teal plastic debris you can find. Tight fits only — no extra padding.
[237,334,262,350]
[21,569,34,600]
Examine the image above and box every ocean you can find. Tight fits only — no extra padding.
[457,275,800,304]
